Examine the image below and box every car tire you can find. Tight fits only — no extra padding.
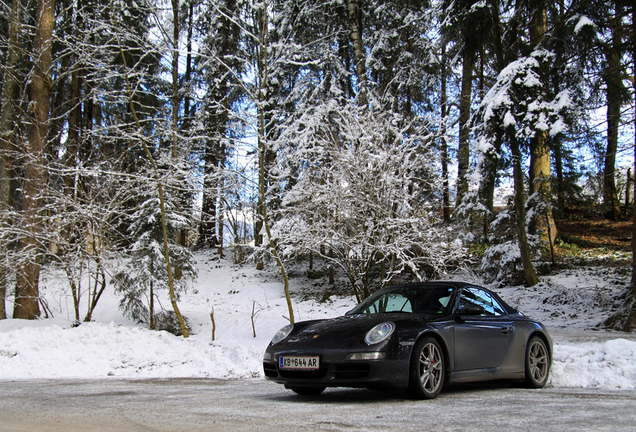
[290,386,326,396]
[524,336,550,388]
[407,336,445,399]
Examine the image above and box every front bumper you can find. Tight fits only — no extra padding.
[263,349,410,390]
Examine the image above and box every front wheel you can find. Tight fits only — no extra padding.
[407,336,445,399]
[289,386,326,396]
[525,336,550,388]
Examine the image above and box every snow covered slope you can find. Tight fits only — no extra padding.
[1,250,635,390]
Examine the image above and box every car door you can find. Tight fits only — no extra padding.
[453,287,513,371]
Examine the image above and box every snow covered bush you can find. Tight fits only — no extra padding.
[270,98,467,301]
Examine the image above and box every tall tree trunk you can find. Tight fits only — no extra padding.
[217,173,225,257]
[149,264,156,330]
[440,46,451,223]
[200,1,234,248]
[477,0,507,236]
[338,37,354,99]
[529,129,557,244]
[256,0,294,322]
[528,0,557,245]
[604,7,624,221]
[631,2,636,290]
[456,49,474,206]
[0,0,23,320]
[15,0,57,319]
[183,1,194,130]
[200,102,228,248]
[347,0,366,106]
[180,2,194,248]
[65,66,82,198]
[255,0,269,265]
[511,133,539,286]
[551,6,565,215]
[171,0,180,162]
[48,24,69,163]
[200,143,220,247]
[553,135,565,212]
[170,0,189,251]
[65,0,84,201]
[0,265,5,320]
[480,131,502,217]
[604,1,636,332]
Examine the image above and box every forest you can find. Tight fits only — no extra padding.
[0,0,635,331]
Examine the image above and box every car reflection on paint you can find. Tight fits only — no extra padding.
[263,281,552,399]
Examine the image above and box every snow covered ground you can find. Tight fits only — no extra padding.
[1,249,635,392]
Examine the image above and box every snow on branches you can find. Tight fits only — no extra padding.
[270,98,466,300]
[477,49,573,142]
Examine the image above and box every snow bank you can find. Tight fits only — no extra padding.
[552,339,636,390]
[1,319,636,390]
[0,252,635,392]
[0,322,263,379]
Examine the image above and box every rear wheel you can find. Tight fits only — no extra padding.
[525,336,550,388]
[407,336,445,399]
[289,386,326,396]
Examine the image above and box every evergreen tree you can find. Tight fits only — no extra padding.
[114,186,197,331]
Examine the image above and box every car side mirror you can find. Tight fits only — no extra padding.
[458,304,485,316]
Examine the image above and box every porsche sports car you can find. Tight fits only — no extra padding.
[263,281,552,399]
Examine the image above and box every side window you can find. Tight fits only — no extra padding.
[459,288,507,316]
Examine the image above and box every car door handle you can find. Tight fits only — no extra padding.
[500,327,511,334]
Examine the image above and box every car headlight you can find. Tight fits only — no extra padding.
[364,322,395,345]
[271,324,293,345]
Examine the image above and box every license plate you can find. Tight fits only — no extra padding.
[279,356,320,370]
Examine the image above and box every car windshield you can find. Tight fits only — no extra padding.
[348,285,456,316]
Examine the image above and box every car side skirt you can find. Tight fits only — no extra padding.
[447,368,524,384]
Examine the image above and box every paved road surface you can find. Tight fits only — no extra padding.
[0,379,634,431]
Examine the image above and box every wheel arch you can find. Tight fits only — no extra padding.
[527,330,552,361]
[411,331,451,379]
[524,330,552,388]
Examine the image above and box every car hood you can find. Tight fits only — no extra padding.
[285,313,416,345]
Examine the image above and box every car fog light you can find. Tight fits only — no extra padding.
[345,352,386,361]
[263,352,272,360]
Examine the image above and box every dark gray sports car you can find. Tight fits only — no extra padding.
[263,282,552,399]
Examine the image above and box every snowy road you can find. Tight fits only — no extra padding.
[0,379,634,432]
